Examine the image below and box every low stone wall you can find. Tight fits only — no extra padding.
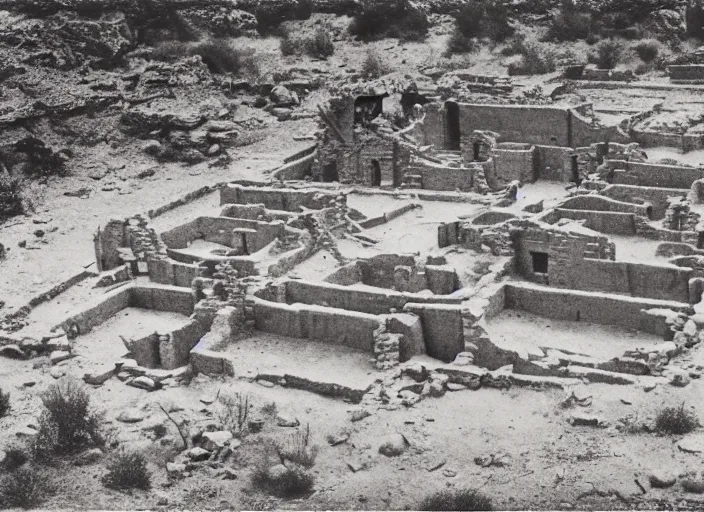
[271,152,316,181]
[503,282,691,333]
[284,279,462,315]
[552,208,637,235]
[404,164,474,192]
[535,145,571,182]
[558,194,650,216]
[252,298,382,352]
[59,285,131,336]
[600,184,688,220]
[130,283,196,316]
[403,303,464,363]
[220,184,341,211]
[148,258,201,287]
[669,64,704,80]
[607,160,704,189]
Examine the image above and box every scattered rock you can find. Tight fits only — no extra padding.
[350,409,371,422]
[328,434,349,446]
[403,363,428,382]
[426,459,446,472]
[443,469,457,477]
[668,369,691,387]
[682,478,704,494]
[649,470,677,488]
[399,389,420,406]
[248,418,265,433]
[15,427,39,438]
[0,345,27,359]
[50,350,73,365]
[446,382,467,391]
[347,459,367,472]
[428,381,445,397]
[219,468,238,480]
[257,379,275,388]
[50,366,67,379]
[569,412,601,427]
[74,448,103,466]
[276,414,299,427]
[128,376,157,391]
[679,434,704,453]
[166,462,187,478]
[117,408,146,423]
[475,452,511,468]
[83,365,115,385]
[202,431,233,451]
[378,433,409,457]
[188,447,211,461]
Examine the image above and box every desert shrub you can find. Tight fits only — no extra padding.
[445,27,476,55]
[150,40,189,62]
[279,29,302,56]
[217,391,250,438]
[275,424,318,468]
[0,466,45,509]
[252,457,315,497]
[546,7,595,42]
[1,446,29,471]
[454,0,514,42]
[256,0,313,35]
[633,39,661,63]
[102,450,151,490]
[593,0,678,25]
[419,488,493,511]
[361,50,391,79]
[188,39,242,74]
[33,377,104,456]
[590,38,625,69]
[507,41,557,75]
[349,0,428,41]
[655,403,700,435]
[306,25,335,59]
[261,401,278,416]
[0,387,9,418]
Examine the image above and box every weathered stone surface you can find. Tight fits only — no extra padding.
[202,431,233,451]
[0,344,26,359]
[74,448,103,466]
[679,434,704,453]
[83,365,115,385]
[649,470,677,488]
[50,350,73,365]
[128,376,157,391]
[166,462,187,478]
[276,414,299,427]
[569,412,601,427]
[117,408,146,423]
[188,447,211,461]
[446,382,467,391]
[378,433,408,457]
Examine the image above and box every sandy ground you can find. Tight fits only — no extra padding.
[486,309,662,359]
[223,332,381,391]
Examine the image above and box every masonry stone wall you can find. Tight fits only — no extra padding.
[403,303,464,363]
[600,184,689,220]
[607,160,704,189]
[550,209,637,235]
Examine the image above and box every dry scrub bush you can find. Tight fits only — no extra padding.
[1,446,29,472]
[453,0,514,42]
[102,450,151,490]
[361,50,391,79]
[0,387,9,418]
[507,40,557,75]
[0,174,27,219]
[256,0,313,35]
[633,39,661,63]
[306,25,335,59]
[0,466,47,509]
[445,28,476,56]
[275,423,318,468]
[419,487,493,511]
[589,38,625,69]
[349,0,429,42]
[217,391,251,438]
[655,403,700,435]
[33,377,105,457]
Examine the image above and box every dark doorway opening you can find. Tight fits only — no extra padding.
[570,155,581,185]
[472,142,481,161]
[354,95,385,125]
[371,160,381,186]
[446,101,461,151]
[531,251,549,274]
[322,162,338,182]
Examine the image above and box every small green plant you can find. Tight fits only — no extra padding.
[0,466,46,509]
[33,377,104,456]
[306,25,335,59]
[655,403,700,435]
[633,39,661,63]
[0,387,9,418]
[590,38,625,69]
[275,424,318,468]
[419,488,493,511]
[1,446,29,471]
[102,450,151,490]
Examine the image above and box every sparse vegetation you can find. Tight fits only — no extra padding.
[0,173,27,219]
[1,446,29,471]
[0,466,47,509]
[0,387,9,418]
[189,39,244,74]
[306,25,335,59]
[349,0,429,42]
[361,50,391,79]
[445,28,476,56]
[261,401,278,416]
[279,29,301,57]
[252,459,315,497]
[589,38,625,69]
[633,39,661,63]
[419,487,493,511]
[256,0,313,35]
[275,423,318,468]
[33,377,104,457]
[546,1,596,42]
[655,403,700,435]
[217,391,251,438]
[507,40,557,75]
[453,0,514,42]
[102,450,151,490]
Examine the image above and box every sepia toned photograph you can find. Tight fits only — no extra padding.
[1,0,704,509]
